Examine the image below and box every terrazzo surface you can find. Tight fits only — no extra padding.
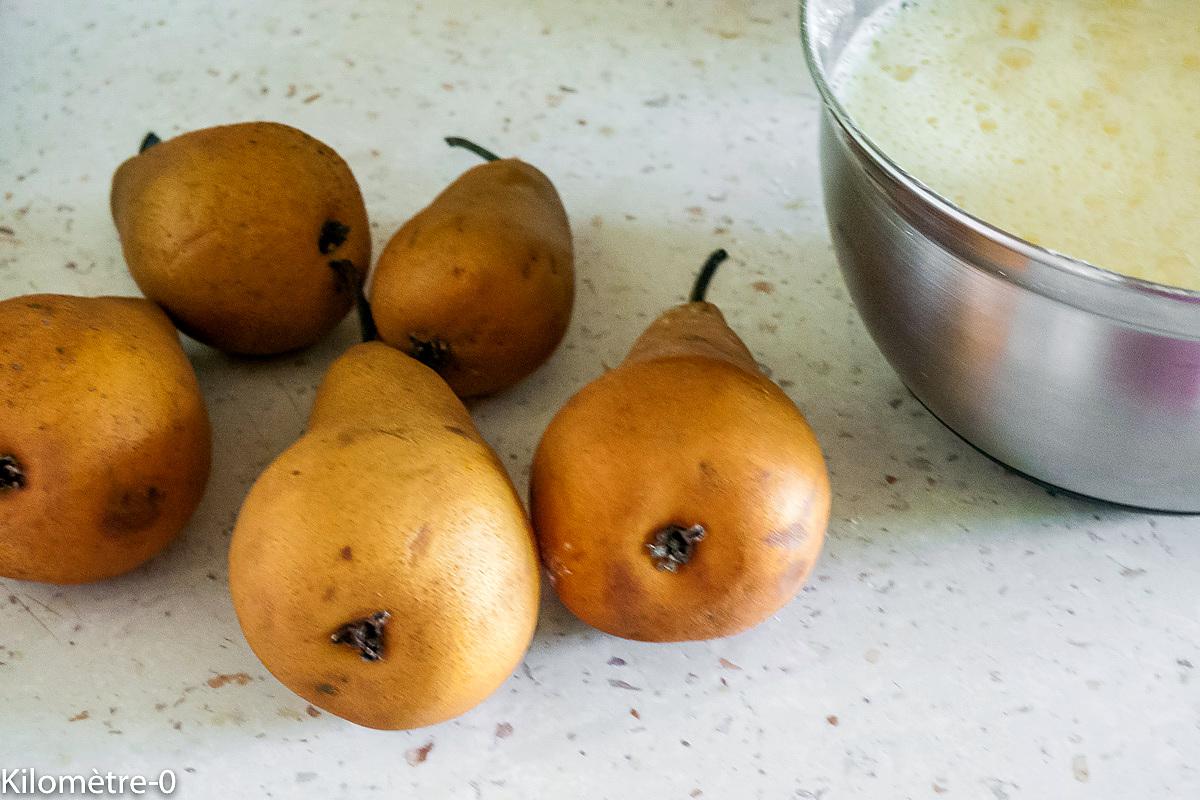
[1,1,1197,797]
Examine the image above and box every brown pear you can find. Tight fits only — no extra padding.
[229,342,540,729]
[0,294,211,584]
[530,251,831,642]
[111,122,371,355]
[369,137,573,397]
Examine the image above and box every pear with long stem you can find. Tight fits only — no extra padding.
[369,137,574,397]
[531,250,831,642]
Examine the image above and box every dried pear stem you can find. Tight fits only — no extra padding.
[328,259,378,343]
[318,220,351,255]
[139,132,161,153]
[0,455,25,490]
[647,524,706,572]
[408,335,452,371]
[689,249,729,304]
[352,283,379,344]
[330,610,391,662]
[444,136,501,163]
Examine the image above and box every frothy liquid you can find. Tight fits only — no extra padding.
[832,1,1200,291]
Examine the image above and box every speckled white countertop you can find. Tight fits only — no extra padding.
[2,1,1198,798]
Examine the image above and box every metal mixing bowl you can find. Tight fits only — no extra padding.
[802,0,1200,511]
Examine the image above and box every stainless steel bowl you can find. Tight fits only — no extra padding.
[802,0,1200,511]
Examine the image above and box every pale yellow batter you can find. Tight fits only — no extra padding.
[833,0,1200,290]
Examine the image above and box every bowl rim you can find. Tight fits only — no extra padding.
[799,0,1200,311]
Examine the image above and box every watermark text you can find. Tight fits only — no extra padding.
[1,768,175,795]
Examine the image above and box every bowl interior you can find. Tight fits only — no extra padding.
[799,0,1200,332]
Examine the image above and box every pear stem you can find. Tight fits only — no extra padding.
[689,249,729,303]
[445,136,501,163]
[354,285,378,344]
[139,132,161,153]
[329,260,378,343]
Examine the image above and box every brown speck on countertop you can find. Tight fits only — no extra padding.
[494,722,513,739]
[826,714,839,726]
[630,708,640,719]
[206,672,252,689]
[718,658,742,670]
[885,475,898,485]
[305,705,321,718]
[406,741,434,766]
[751,281,775,294]
[68,710,88,722]
[302,92,322,104]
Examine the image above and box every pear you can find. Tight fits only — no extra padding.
[369,137,573,397]
[530,251,831,642]
[229,342,540,729]
[111,122,371,355]
[0,294,211,584]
